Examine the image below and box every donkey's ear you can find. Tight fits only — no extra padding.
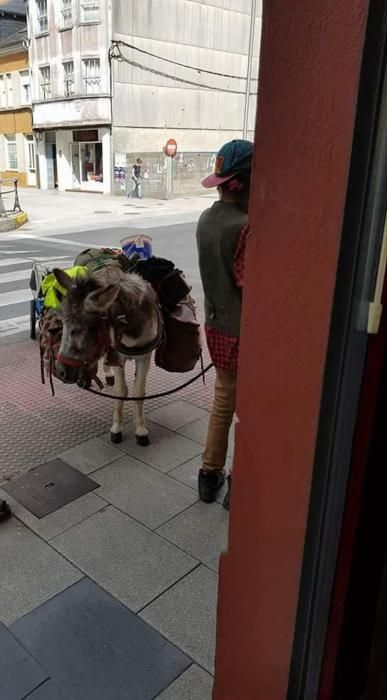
[53,268,74,292]
[84,285,120,313]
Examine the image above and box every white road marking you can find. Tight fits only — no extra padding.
[0,258,31,267]
[0,289,31,307]
[0,315,29,332]
[0,270,31,284]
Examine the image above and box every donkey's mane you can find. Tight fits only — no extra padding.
[62,268,154,317]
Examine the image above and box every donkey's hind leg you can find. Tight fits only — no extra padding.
[133,354,152,446]
[110,364,128,444]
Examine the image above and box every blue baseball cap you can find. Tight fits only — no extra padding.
[202,139,254,188]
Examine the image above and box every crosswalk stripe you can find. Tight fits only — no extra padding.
[0,270,31,284]
[0,289,31,307]
[0,315,29,332]
[0,258,31,268]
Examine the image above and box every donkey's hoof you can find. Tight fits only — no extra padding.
[111,431,122,444]
[105,376,115,387]
[136,434,150,447]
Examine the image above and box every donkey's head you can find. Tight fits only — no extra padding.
[53,268,119,385]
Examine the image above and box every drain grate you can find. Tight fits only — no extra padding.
[3,459,99,518]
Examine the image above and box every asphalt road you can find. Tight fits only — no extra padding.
[0,220,202,341]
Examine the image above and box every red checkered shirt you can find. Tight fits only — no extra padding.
[205,223,250,375]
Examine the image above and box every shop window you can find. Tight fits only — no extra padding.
[80,0,100,23]
[20,71,31,104]
[26,135,36,171]
[63,60,75,96]
[36,0,48,34]
[61,0,73,28]
[5,135,18,170]
[39,66,51,100]
[82,58,100,94]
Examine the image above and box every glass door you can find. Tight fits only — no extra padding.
[71,143,80,188]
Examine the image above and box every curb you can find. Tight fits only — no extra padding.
[0,211,28,232]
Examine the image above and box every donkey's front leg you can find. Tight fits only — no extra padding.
[133,354,152,446]
[110,364,128,444]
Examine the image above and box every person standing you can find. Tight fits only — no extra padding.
[129,158,143,198]
[196,140,253,510]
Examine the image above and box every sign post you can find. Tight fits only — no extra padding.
[163,139,177,198]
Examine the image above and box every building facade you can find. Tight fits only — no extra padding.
[28,0,112,193]
[0,27,35,188]
[28,0,261,195]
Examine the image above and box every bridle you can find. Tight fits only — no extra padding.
[56,315,111,371]
[56,307,164,371]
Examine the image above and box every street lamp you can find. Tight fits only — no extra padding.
[243,0,257,139]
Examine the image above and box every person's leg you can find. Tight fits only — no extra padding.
[199,369,236,503]
[138,181,143,199]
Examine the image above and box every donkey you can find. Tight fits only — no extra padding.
[53,266,162,445]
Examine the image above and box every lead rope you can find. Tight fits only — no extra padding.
[81,361,214,402]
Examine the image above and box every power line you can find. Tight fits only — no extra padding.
[116,55,258,95]
[110,40,258,82]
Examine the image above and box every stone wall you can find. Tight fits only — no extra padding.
[112,150,216,198]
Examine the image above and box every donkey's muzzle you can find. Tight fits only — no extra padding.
[56,361,79,384]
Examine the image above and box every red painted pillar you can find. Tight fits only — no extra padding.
[213,2,369,699]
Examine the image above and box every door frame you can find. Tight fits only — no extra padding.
[288,2,387,697]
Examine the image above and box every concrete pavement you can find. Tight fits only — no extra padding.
[0,189,228,699]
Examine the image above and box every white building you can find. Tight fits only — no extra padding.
[28,0,261,195]
[28,0,112,193]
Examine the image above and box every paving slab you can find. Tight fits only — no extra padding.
[170,455,233,503]
[101,420,202,473]
[0,622,48,700]
[156,665,214,699]
[51,506,198,612]
[0,518,82,626]
[59,438,122,474]
[147,401,208,430]
[94,456,198,529]
[140,565,218,674]
[0,488,106,540]
[157,501,229,571]
[11,577,191,700]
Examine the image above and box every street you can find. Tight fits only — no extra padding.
[0,189,212,340]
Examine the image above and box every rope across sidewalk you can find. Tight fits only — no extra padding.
[81,362,214,402]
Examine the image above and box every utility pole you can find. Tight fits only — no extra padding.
[242,0,257,139]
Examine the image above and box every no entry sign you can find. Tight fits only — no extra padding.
[164,139,177,157]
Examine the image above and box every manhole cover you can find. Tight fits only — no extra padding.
[3,459,98,518]
[94,211,112,214]
[123,212,141,215]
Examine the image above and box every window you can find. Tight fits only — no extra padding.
[20,70,31,104]
[80,0,100,23]
[5,135,18,170]
[26,135,36,171]
[6,74,13,107]
[63,60,75,96]
[82,58,100,94]
[61,0,72,28]
[39,66,51,99]
[0,76,5,108]
[36,0,48,34]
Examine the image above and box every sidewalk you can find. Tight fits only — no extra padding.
[16,188,217,235]
[0,337,231,699]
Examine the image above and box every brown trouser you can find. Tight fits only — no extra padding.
[203,369,237,471]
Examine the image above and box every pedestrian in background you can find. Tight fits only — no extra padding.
[196,139,253,510]
[129,158,143,198]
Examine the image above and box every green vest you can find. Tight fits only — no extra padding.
[196,201,247,337]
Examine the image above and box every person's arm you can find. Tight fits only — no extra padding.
[233,223,250,289]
